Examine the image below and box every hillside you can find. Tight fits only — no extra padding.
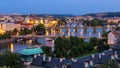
[83,12,120,18]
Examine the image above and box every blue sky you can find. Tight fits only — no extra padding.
[0,0,120,15]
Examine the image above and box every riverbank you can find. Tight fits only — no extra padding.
[0,38,15,45]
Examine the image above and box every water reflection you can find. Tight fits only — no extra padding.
[26,40,32,45]
[0,39,35,53]
[10,43,14,53]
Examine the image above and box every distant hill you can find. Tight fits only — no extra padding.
[20,14,75,18]
[83,12,120,18]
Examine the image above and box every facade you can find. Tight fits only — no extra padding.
[108,31,120,45]
[0,23,20,33]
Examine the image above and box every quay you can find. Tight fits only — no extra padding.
[0,38,15,45]
[11,34,107,40]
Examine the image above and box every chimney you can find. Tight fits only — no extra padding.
[63,58,65,60]
[111,54,115,60]
[91,54,94,59]
[115,52,118,58]
[90,60,93,66]
[115,54,118,58]
[71,58,77,63]
[34,54,37,58]
[102,52,105,55]
[99,53,102,59]
[62,64,67,68]
[38,54,40,56]
[48,57,51,62]
[84,61,89,68]
[43,54,46,61]
[60,58,64,63]
[109,48,112,51]
[115,51,117,55]
[118,61,120,67]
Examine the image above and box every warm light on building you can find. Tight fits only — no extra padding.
[0,30,5,34]
[31,21,34,24]
[48,20,58,27]
[40,20,44,24]
[35,20,39,24]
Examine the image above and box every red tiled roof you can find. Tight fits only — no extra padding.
[112,31,119,35]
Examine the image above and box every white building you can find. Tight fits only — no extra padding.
[108,31,120,45]
[0,23,20,33]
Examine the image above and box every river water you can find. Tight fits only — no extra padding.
[0,24,112,54]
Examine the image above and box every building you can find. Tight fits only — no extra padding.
[0,23,20,34]
[108,31,120,45]
[20,47,43,65]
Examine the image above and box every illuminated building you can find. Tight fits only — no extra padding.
[0,23,20,34]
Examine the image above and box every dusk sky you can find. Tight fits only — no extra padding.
[0,0,120,15]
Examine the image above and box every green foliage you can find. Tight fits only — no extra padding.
[77,45,84,53]
[82,19,105,27]
[0,51,22,68]
[0,32,11,40]
[54,36,95,59]
[41,46,52,56]
[12,28,18,35]
[54,36,109,59]
[57,18,67,26]
[34,23,45,35]
[84,12,120,18]
[102,32,108,37]
[115,27,120,31]
[19,28,32,35]
[89,37,99,47]
[102,31,111,37]
[97,39,110,52]
[69,36,84,46]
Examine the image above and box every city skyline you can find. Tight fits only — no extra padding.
[0,0,120,15]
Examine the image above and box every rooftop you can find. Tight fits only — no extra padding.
[112,31,119,35]
[20,47,43,55]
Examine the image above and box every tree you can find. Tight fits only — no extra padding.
[82,19,105,27]
[98,39,110,52]
[102,31,111,37]
[41,46,52,56]
[72,46,79,57]
[12,28,19,35]
[89,37,99,48]
[69,36,79,46]
[69,36,84,46]
[34,23,46,35]
[102,32,108,37]
[3,32,11,38]
[115,27,120,31]
[0,55,5,67]
[54,37,72,58]
[57,18,67,26]
[0,51,22,68]
[19,28,32,35]
[0,32,11,40]
[77,45,84,53]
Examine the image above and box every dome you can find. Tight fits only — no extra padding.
[25,17,29,21]
[20,47,43,55]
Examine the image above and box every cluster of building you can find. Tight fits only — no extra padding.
[21,45,120,68]
[1,14,120,35]
[0,15,58,34]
